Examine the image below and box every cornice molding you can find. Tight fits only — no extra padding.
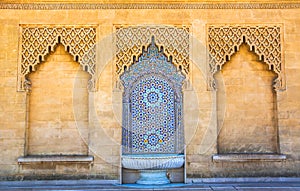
[1,3,300,10]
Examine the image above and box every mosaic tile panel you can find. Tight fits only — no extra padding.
[131,76,175,153]
[121,37,185,154]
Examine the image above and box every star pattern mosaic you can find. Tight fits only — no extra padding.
[121,37,185,154]
[131,76,175,153]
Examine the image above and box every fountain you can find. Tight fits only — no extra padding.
[122,154,184,184]
[120,37,185,185]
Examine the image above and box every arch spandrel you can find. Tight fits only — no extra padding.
[208,25,285,91]
[18,26,96,92]
[115,25,190,79]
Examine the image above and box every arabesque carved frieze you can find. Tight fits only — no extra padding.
[18,25,96,92]
[115,25,190,77]
[1,3,300,9]
[208,25,285,91]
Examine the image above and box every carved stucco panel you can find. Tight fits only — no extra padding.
[18,25,96,92]
[115,25,190,79]
[208,25,285,91]
[1,3,300,9]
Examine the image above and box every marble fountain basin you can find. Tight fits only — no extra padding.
[122,154,184,185]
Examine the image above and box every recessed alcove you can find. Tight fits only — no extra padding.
[19,44,93,166]
[120,38,185,184]
[215,43,280,156]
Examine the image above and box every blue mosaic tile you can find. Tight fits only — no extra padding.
[121,37,185,154]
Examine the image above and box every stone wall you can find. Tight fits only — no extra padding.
[28,44,89,155]
[0,3,299,180]
[216,44,278,154]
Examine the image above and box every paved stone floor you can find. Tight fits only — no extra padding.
[0,180,300,191]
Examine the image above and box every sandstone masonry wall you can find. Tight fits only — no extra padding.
[0,7,299,180]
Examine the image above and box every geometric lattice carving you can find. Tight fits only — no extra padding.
[121,37,185,154]
[116,25,189,77]
[208,25,285,91]
[18,26,96,92]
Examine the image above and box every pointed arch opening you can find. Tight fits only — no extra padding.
[215,43,279,154]
[27,44,90,156]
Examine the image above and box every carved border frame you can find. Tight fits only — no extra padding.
[207,24,285,91]
[18,25,97,92]
[1,3,300,9]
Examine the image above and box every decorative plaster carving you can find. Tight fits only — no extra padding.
[18,26,96,92]
[208,25,285,91]
[116,25,189,78]
[1,3,300,10]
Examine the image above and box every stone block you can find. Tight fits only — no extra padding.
[55,164,77,174]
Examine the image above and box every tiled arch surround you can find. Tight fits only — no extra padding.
[116,25,189,183]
